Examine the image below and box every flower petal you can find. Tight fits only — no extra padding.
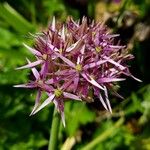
[53,99,66,127]
[83,60,107,70]
[112,91,124,99]
[61,25,65,41]
[41,60,49,78]
[30,89,42,116]
[13,84,35,88]
[78,17,87,35]
[63,92,82,101]
[32,94,55,115]
[66,39,83,52]
[76,45,85,64]
[98,78,125,83]
[23,43,42,57]
[104,86,112,113]
[46,78,56,84]
[108,45,125,49]
[55,52,75,68]
[26,58,40,80]
[52,16,56,31]
[99,93,108,111]
[104,56,126,70]
[73,74,79,92]
[106,34,120,39]
[61,76,75,90]
[80,45,85,63]
[61,111,66,127]
[130,75,142,82]
[123,71,142,82]
[53,69,75,76]
[16,60,43,70]
[81,73,104,90]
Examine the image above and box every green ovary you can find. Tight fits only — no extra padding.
[42,54,47,60]
[75,64,82,72]
[54,89,63,97]
[95,46,102,53]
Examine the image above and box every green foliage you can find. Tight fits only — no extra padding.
[0,26,28,84]
[0,3,34,34]
[65,102,96,136]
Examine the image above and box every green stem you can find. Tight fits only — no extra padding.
[81,117,124,150]
[48,107,60,150]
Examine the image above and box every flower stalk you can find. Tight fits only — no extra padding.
[48,107,60,150]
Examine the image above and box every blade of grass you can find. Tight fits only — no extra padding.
[81,117,124,150]
[0,3,35,34]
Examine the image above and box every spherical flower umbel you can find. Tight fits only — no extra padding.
[15,17,141,127]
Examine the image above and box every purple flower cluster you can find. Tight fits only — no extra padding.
[15,17,141,126]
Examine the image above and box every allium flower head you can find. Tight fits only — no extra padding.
[15,17,141,126]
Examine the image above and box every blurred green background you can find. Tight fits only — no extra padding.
[0,0,150,149]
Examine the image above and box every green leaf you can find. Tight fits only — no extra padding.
[0,3,35,34]
[65,102,95,136]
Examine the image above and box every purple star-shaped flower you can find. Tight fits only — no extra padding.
[15,17,141,126]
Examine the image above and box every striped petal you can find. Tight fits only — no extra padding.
[98,78,125,83]
[41,60,49,78]
[81,73,104,90]
[66,39,82,52]
[83,60,107,70]
[23,43,42,57]
[16,60,43,70]
[80,45,85,63]
[26,59,40,80]
[73,74,79,92]
[108,45,125,49]
[55,52,75,68]
[104,86,112,113]
[104,56,126,70]
[52,16,56,31]
[32,94,55,115]
[61,111,66,127]
[30,89,42,116]
[130,75,142,82]
[99,93,108,111]
[106,34,120,39]
[61,25,65,41]
[53,99,65,127]
[63,92,82,101]
[13,84,35,88]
